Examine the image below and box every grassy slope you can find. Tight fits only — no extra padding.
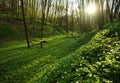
[0,31,96,83]
[0,13,56,42]
[42,20,120,83]
[0,13,24,41]
[0,12,120,83]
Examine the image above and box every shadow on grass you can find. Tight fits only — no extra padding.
[0,36,77,83]
[0,31,98,83]
[68,31,98,52]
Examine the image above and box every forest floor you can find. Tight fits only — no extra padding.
[0,32,95,83]
[0,20,120,82]
[0,13,120,82]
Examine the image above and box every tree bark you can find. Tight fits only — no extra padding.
[21,0,30,48]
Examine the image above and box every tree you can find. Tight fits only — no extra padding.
[1,0,6,10]
[65,0,69,36]
[21,0,30,48]
[40,0,48,48]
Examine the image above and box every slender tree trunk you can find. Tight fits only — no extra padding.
[21,0,30,48]
[110,0,115,22]
[66,0,69,37]
[82,0,87,32]
[40,0,47,48]
[99,0,104,30]
[2,0,6,10]
[106,0,110,21]
[114,0,120,18]
[71,10,74,36]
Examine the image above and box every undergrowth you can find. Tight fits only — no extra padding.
[39,20,120,83]
[0,19,119,83]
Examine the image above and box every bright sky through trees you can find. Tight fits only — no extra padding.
[86,4,96,14]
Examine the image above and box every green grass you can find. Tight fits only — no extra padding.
[0,15,119,83]
[0,22,21,40]
[0,13,57,41]
[1,20,120,83]
[0,33,95,83]
[41,20,120,83]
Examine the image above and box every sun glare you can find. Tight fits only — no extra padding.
[86,4,96,14]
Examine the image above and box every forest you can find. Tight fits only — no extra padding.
[0,0,120,83]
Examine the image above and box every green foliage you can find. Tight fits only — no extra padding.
[104,20,120,37]
[0,13,13,21]
[0,36,80,83]
[39,20,120,83]
[0,18,119,83]
[43,22,54,37]
[28,21,57,38]
[0,13,60,40]
[0,22,20,40]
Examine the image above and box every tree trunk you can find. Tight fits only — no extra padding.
[65,0,69,37]
[21,0,30,48]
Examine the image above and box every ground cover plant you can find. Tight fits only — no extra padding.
[0,0,120,82]
[38,20,120,83]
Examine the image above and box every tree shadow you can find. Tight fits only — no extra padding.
[68,30,98,52]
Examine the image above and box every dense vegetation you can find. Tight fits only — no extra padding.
[0,16,120,82]
[0,0,120,83]
[41,20,120,83]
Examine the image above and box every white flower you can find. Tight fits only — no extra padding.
[99,57,102,60]
[76,69,78,72]
[108,52,111,55]
[109,60,112,63]
[64,71,67,74]
[110,49,113,52]
[61,76,64,79]
[89,74,92,77]
[76,81,79,83]
[99,69,102,71]
[116,44,118,46]
[98,54,100,56]
[80,64,82,66]
[114,70,116,73]
[103,51,105,53]
[116,56,119,59]
[108,45,111,48]
[82,57,84,59]
[102,65,105,67]
[86,56,89,58]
